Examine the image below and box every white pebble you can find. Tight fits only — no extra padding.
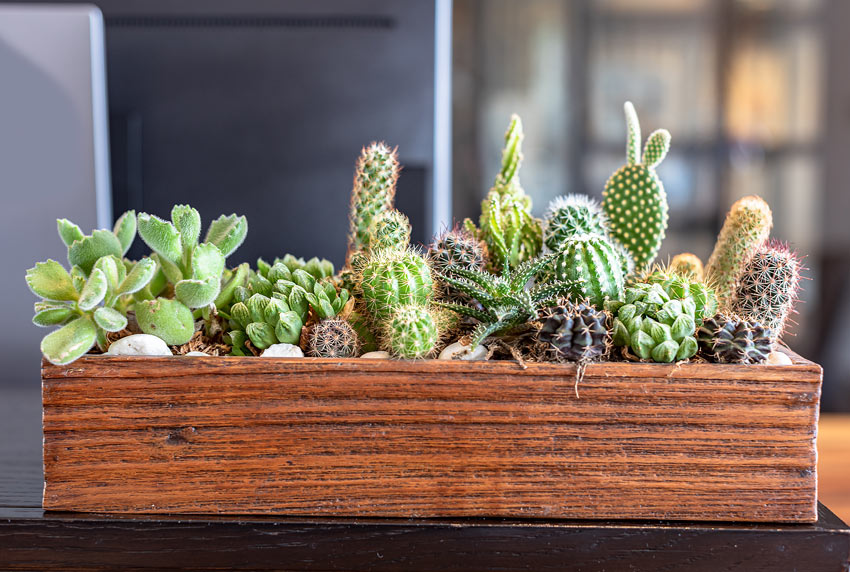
[361,351,391,359]
[106,334,172,356]
[767,351,793,366]
[260,343,304,358]
[185,351,209,356]
[438,341,488,361]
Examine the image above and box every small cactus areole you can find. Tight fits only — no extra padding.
[602,102,671,271]
[360,249,434,320]
[546,234,625,308]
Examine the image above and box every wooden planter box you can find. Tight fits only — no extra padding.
[41,350,822,523]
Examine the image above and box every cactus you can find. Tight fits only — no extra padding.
[543,194,608,251]
[705,195,773,309]
[537,301,610,362]
[308,317,360,358]
[383,305,438,359]
[345,142,400,261]
[697,314,772,364]
[465,114,543,273]
[670,253,704,281]
[368,209,411,253]
[360,248,434,321]
[427,227,486,303]
[602,102,671,271]
[605,281,700,363]
[730,240,802,345]
[436,253,579,348]
[539,233,625,308]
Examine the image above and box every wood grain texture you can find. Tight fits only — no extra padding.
[41,351,822,522]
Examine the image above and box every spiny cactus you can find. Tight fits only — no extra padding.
[345,142,399,261]
[705,195,773,309]
[436,253,579,348]
[136,205,247,344]
[368,209,411,253]
[360,248,434,321]
[730,240,802,345]
[465,114,543,273]
[308,317,360,358]
[697,314,772,364]
[605,281,700,363]
[383,305,438,359]
[602,101,671,271]
[543,194,608,251]
[427,227,486,303]
[670,253,704,281]
[537,301,610,362]
[225,293,305,355]
[539,233,625,308]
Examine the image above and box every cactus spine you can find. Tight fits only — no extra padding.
[427,227,487,304]
[730,240,801,345]
[705,195,772,309]
[360,248,434,321]
[383,305,438,359]
[541,234,625,308]
[543,194,608,251]
[345,142,399,262]
[602,101,670,271]
[308,317,360,358]
[670,253,704,281]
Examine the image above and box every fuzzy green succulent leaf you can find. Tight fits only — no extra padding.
[40,316,97,365]
[642,129,671,169]
[204,214,248,258]
[68,230,123,275]
[175,276,220,309]
[113,211,137,255]
[33,305,75,327]
[93,255,124,299]
[93,307,128,332]
[26,260,79,302]
[57,219,84,247]
[171,205,201,251]
[275,311,302,345]
[189,242,225,280]
[137,214,182,264]
[77,268,108,311]
[116,257,157,296]
[135,297,195,345]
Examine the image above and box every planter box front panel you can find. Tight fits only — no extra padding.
[41,355,822,522]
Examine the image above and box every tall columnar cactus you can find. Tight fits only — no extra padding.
[427,227,486,304]
[136,205,248,344]
[360,248,434,321]
[345,142,399,261]
[543,194,608,251]
[602,101,671,271]
[705,195,773,309]
[539,233,625,308]
[730,240,802,345]
[465,114,543,273]
[670,253,705,281]
[383,305,438,359]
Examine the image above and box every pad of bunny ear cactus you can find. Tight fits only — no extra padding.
[602,101,671,272]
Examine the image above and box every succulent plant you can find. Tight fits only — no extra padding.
[383,305,438,359]
[537,301,610,362]
[225,293,305,355]
[427,227,486,303]
[345,142,399,261]
[136,205,247,344]
[543,194,608,251]
[368,209,411,253]
[436,253,579,348]
[697,314,772,364]
[347,309,378,353]
[258,254,334,283]
[705,195,773,309]
[669,253,705,281]
[308,317,360,358]
[602,101,671,271]
[57,211,137,275]
[539,233,625,308]
[605,282,699,363]
[360,247,434,321]
[643,269,718,322]
[730,240,801,345]
[465,114,543,273]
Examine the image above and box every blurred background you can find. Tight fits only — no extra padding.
[1,0,849,412]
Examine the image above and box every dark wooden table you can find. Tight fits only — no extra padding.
[2,386,849,571]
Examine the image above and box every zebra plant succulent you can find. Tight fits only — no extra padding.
[436,253,580,348]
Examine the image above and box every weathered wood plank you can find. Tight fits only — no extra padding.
[42,354,822,521]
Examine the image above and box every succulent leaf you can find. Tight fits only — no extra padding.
[116,257,157,296]
[33,305,75,327]
[40,316,97,365]
[135,297,195,345]
[68,230,123,275]
[171,205,201,251]
[77,268,108,311]
[204,214,248,257]
[93,306,128,332]
[137,214,182,264]
[57,219,84,247]
[26,260,79,302]
[113,210,137,255]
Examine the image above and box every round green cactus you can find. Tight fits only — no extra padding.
[542,234,625,308]
[543,194,608,251]
[602,102,670,271]
[368,209,411,253]
[308,317,360,358]
[383,305,438,359]
[360,248,433,320]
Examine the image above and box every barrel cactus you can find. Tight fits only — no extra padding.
[602,101,670,271]
[540,233,625,308]
[360,248,434,321]
[537,301,610,362]
[543,194,608,251]
[383,305,438,359]
[697,314,772,364]
[308,317,360,358]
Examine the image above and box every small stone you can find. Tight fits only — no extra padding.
[767,351,793,366]
[361,351,391,359]
[106,334,172,356]
[438,341,488,361]
[185,351,209,356]
[260,343,304,358]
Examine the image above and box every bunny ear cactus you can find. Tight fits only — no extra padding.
[602,102,671,271]
[466,114,543,274]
